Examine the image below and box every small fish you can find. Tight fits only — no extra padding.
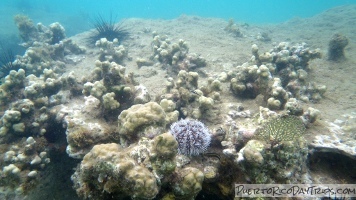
[202,152,221,161]
[215,127,226,136]
[190,89,201,96]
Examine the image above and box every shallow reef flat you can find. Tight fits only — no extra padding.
[0,5,355,200]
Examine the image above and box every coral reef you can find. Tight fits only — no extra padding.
[239,138,308,184]
[0,69,26,105]
[266,78,288,110]
[160,70,221,121]
[136,57,154,68]
[220,107,312,186]
[152,33,189,66]
[0,69,72,143]
[64,107,116,158]
[13,38,85,76]
[0,136,50,194]
[230,63,270,99]
[118,102,170,143]
[256,32,272,42]
[222,114,309,184]
[71,143,159,199]
[173,167,204,199]
[1,14,349,200]
[150,133,178,175]
[13,15,38,45]
[95,38,127,64]
[12,16,86,79]
[230,42,324,110]
[72,134,206,199]
[82,60,139,113]
[151,33,206,74]
[14,15,66,46]
[224,19,243,37]
[59,60,145,158]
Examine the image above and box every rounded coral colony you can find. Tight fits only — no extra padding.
[170,119,211,156]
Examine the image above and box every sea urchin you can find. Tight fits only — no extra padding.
[0,43,19,79]
[87,14,129,45]
[170,119,211,156]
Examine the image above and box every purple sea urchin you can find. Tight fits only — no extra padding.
[170,119,211,156]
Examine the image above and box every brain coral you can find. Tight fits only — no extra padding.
[118,102,167,135]
[72,143,158,199]
[170,119,211,156]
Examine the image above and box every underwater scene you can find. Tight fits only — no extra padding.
[0,0,356,199]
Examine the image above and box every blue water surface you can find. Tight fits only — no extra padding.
[0,0,355,52]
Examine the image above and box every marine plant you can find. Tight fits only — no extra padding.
[87,14,129,45]
[255,115,306,148]
[170,119,211,156]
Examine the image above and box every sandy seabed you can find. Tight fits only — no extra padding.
[4,4,356,200]
[70,5,356,122]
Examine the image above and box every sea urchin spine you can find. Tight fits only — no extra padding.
[87,14,129,45]
[170,119,211,156]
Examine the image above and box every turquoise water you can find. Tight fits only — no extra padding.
[2,0,356,34]
[1,0,355,54]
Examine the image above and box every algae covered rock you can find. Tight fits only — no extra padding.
[150,133,178,175]
[161,70,219,120]
[173,167,204,199]
[242,140,265,166]
[239,138,308,184]
[177,70,198,90]
[0,136,50,194]
[151,34,189,67]
[224,18,243,37]
[62,101,117,158]
[238,115,308,184]
[13,14,38,43]
[72,143,159,199]
[65,120,113,158]
[96,38,127,64]
[1,69,26,93]
[160,99,179,124]
[118,102,167,137]
[328,33,349,61]
[102,92,120,110]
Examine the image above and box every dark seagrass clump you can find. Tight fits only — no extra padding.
[87,14,129,45]
[170,119,211,156]
[255,115,306,148]
[328,33,349,61]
